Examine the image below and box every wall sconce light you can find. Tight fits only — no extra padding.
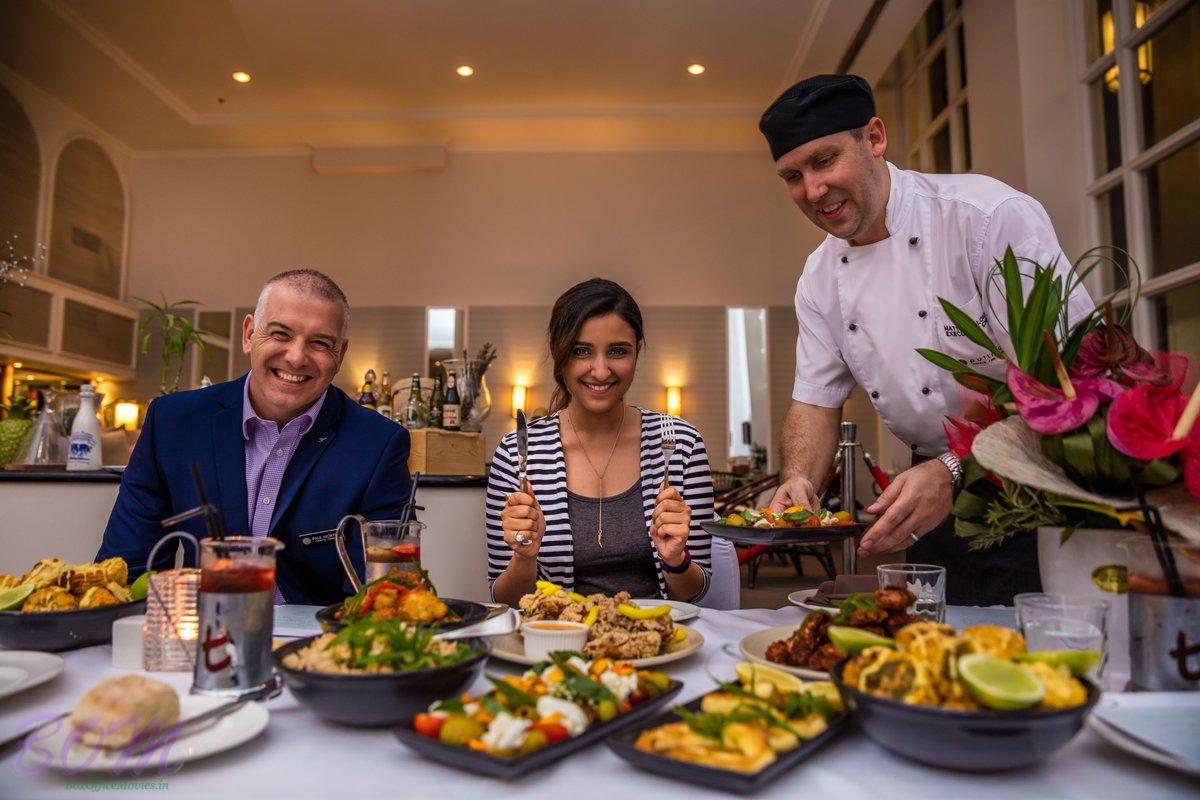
[666,386,683,418]
[511,385,528,418]
[113,400,140,430]
[1102,3,1153,92]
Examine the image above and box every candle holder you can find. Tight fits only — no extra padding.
[143,568,200,671]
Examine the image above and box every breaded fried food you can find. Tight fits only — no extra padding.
[66,563,109,596]
[854,647,939,706]
[0,574,22,591]
[21,558,67,590]
[874,587,916,611]
[22,586,78,611]
[1022,662,1088,709]
[79,586,120,608]
[98,557,128,588]
[960,625,1026,660]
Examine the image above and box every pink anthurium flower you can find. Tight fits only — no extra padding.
[1107,382,1200,498]
[1071,323,1166,386]
[1007,364,1116,434]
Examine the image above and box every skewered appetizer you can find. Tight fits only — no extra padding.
[334,568,458,626]
[412,651,673,756]
[634,662,843,773]
[0,557,133,612]
[717,505,853,528]
[519,582,686,660]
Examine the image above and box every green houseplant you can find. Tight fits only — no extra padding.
[135,294,207,395]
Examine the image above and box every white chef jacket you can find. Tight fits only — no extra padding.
[792,161,1095,456]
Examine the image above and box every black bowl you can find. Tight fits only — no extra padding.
[273,634,490,727]
[0,600,146,652]
[830,660,1099,771]
[315,597,490,634]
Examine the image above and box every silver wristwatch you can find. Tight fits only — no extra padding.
[936,451,964,488]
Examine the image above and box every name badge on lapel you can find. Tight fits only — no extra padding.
[298,530,337,547]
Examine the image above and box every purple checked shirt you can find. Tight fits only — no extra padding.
[243,374,326,603]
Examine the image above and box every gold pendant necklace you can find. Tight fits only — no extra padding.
[565,404,626,549]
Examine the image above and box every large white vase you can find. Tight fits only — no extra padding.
[1037,527,1130,686]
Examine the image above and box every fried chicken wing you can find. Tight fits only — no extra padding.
[875,587,916,611]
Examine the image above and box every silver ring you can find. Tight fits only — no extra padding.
[514,532,531,546]
[910,531,921,543]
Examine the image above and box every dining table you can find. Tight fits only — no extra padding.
[1,605,1195,799]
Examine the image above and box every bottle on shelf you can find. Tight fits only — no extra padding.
[357,369,378,410]
[442,371,461,431]
[403,373,428,429]
[67,384,102,471]
[428,376,444,429]
[377,370,393,418]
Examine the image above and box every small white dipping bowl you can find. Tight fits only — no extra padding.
[522,620,589,661]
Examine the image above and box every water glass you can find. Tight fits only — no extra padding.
[1014,593,1109,675]
[877,563,947,622]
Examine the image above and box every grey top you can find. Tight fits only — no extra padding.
[567,479,661,598]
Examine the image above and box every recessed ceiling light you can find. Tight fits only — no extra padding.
[456,65,475,77]
[11,362,21,369]
[687,64,706,75]
[231,71,252,84]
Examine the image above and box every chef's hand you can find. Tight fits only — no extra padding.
[502,479,545,559]
[650,486,692,567]
[769,476,820,513]
[858,460,953,556]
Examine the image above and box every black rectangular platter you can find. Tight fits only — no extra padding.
[701,521,865,546]
[605,695,846,794]
[393,680,683,779]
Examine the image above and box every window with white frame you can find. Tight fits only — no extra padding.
[882,0,970,174]
[1080,0,1200,360]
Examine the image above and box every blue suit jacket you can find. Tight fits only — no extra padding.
[97,374,412,606]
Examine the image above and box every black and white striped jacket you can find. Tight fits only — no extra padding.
[486,409,714,600]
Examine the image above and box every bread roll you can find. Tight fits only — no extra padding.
[70,675,181,749]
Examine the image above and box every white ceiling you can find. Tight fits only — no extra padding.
[0,0,881,152]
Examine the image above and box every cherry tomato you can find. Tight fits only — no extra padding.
[533,722,569,744]
[413,713,445,739]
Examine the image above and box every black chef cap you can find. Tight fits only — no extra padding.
[758,74,876,161]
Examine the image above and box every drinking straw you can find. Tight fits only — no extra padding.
[401,472,422,524]
[1133,484,1185,598]
[190,461,227,540]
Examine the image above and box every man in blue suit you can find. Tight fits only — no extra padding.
[98,269,411,606]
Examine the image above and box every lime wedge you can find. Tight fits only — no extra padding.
[827,625,895,656]
[733,660,804,695]
[959,653,1044,710]
[129,571,154,601]
[0,582,35,611]
[1014,649,1101,677]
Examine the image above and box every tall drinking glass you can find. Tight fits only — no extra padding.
[877,563,948,622]
[193,536,283,697]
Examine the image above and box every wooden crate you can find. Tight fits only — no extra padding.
[407,429,486,476]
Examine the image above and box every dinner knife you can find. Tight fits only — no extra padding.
[515,409,529,491]
[0,711,69,760]
[126,676,282,757]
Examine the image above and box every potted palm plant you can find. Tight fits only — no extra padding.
[135,294,207,395]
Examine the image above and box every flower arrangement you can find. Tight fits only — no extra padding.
[919,247,1199,551]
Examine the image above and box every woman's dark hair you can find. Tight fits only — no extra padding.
[547,278,645,412]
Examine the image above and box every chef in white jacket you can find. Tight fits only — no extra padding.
[759,74,1094,605]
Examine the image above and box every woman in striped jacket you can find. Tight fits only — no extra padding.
[487,279,714,606]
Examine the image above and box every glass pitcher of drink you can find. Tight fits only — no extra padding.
[334,515,424,590]
[193,536,283,697]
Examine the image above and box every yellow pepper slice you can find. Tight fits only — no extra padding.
[617,603,673,620]
[670,627,687,643]
[583,606,600,627]
[567,591,588,603]
[536,580,562,595]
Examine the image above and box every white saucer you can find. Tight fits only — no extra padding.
[32,694,269,773]
[0,651,65,700]
[1089,710,1200,777]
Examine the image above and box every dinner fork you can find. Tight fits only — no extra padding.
[660,413,677,490]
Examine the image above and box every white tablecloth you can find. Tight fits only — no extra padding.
[2,607,1195,799]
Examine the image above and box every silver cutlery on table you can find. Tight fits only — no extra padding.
[126,675,282,757]
[0,711,69,760]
